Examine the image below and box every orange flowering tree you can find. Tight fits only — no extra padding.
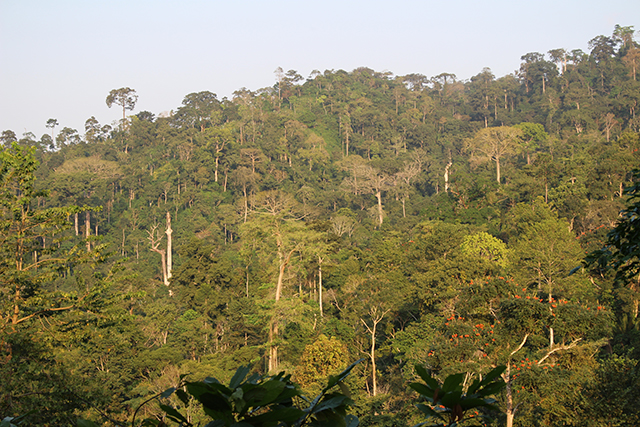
[402,275,611,426]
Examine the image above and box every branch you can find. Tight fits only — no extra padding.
[14,304,76,325]
[510,333,529,358]
[537,338,582,365]
[21,257,70,272]
[360,318,373,334]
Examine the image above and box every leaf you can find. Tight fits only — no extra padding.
[159,404,190,424]
[160,387,176,399]
[246,406,304,424]
[441,373,464,393]
[338,381,352,398]
[476,381,505,397]
[478,365,506,386]
[408,382,435,399]
[229,365,251,389]
[188,381,232,398]
[176,388,190,405]
[458,398,486,410]
[324,358,364,390]
[414,364,439,390]
[312,395,349,413]
[242,379,288,407]
[345,414,359,427]
[440,390,463,408]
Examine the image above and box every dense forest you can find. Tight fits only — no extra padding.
[2,25,640,426]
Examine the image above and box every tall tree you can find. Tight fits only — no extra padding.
[465,126,522,183]
[106,87,138,134]
[0,143,97,329]
[45,118,58,142]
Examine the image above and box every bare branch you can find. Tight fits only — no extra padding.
[537,338,582,365]
[510,333,530,358]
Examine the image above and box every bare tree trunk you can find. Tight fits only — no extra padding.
[148,224,169,286]
[505,363,515,427]
[74,213,79,236]
[85,211,91,252]
[319,257,323,317]
[361,307,390,397]
[245,265,250,298]
[502,334,529,427]
[166,212,173,280]
[268,322,279,372]
[243,186,248,223]
[444,153,453,192]
[376,191,383,226]
[151,247,168,286]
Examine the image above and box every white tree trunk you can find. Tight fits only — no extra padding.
[166,212,173,280]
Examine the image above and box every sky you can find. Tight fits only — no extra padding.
[1,0,638,140]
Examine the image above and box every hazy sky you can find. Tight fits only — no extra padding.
[1,0,638,140]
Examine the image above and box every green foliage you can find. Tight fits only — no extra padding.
[460,232,509,269]
[581,355,640,426]
[6,26,640,425]
[140,359,363,427]
[409,365,505,427]
[586,169,640,284]
[295,334,350,394]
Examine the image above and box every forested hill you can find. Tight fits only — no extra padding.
[2,26,640,425]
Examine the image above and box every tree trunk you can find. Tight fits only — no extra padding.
[371,321,378,396]
[319,257,323,317]
[85,211,91,252]
[505,366,515,427]
[243,186,248,223]
[444,158,453,192]
[376,191,383,226]
[268,322,279,372]
[74,213,79,236]
[151,247,169,286]
[495,157,501,184]
[165,212,173,280]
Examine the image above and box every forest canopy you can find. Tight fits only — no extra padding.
[2,25,640,426]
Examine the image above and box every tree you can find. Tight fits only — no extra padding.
[0,143,95,329]
[294,334,349,394]
[513,122,548,165]
[0,130,17,148]
[0,143,109,422]
[106,87,138,134]
[360,165,391,227]
[241,191,323,372]
[548,48,568,74]
[55,127,81,148]
[174,91,220,132]
[410,365,505,427]
[586,170,640,313]
[465,126,522,184]
[45,118,58,142]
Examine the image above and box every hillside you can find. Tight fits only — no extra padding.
[1,25,640,426]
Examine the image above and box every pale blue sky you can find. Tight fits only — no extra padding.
[1,0,638,139]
